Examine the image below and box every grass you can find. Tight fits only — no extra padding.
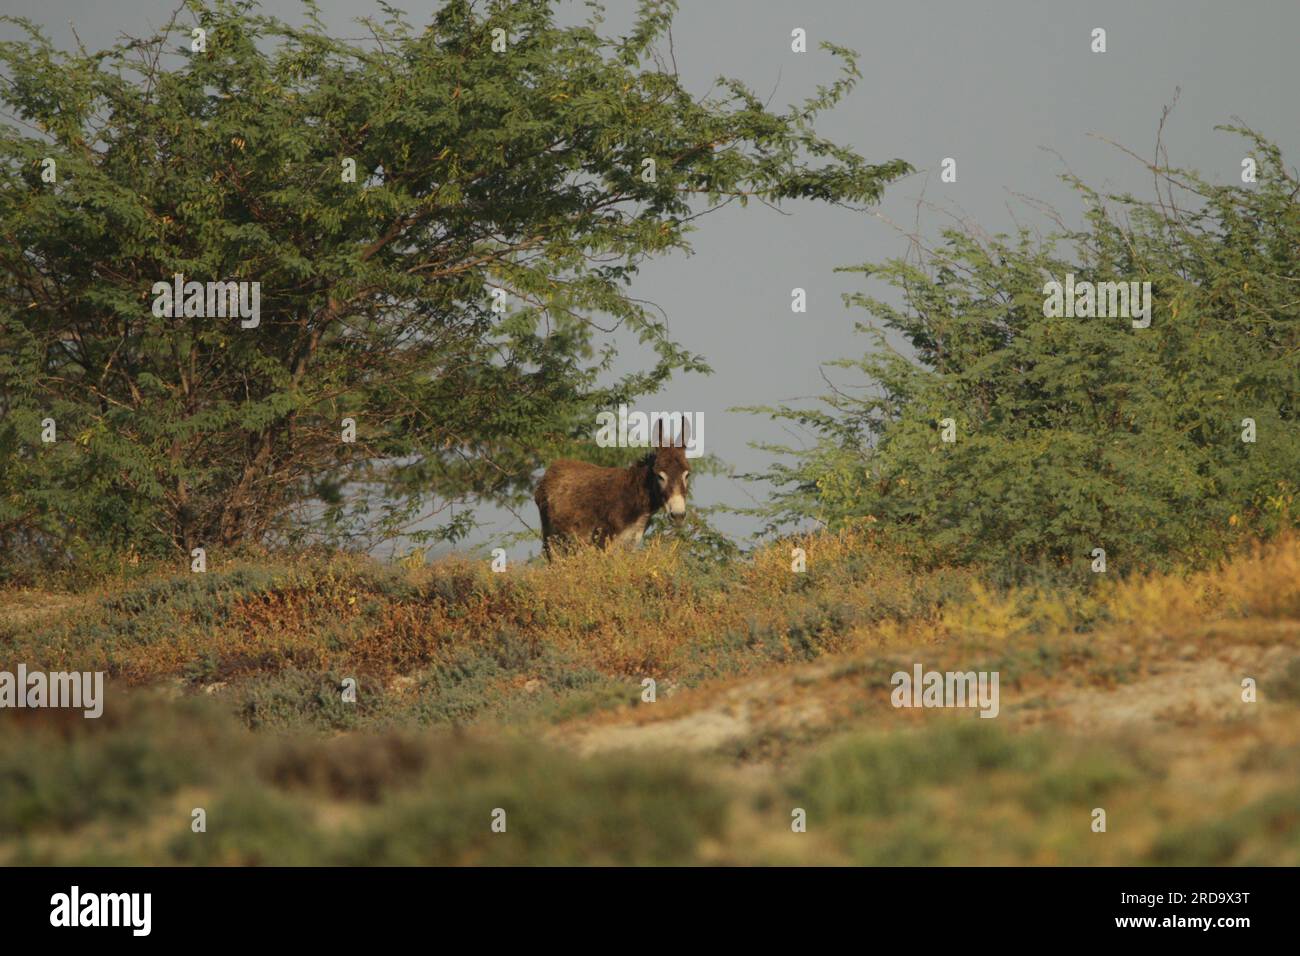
[2,531,980,731]
[1,531,1298,864]
[0,694,730,866]
[5,695,1299,865]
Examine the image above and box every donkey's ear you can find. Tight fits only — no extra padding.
[680,416,690,446]
[653,418,665,448]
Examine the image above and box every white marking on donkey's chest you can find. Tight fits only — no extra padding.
[613,514,651,548]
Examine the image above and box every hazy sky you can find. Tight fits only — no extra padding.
[6,1,1298,559]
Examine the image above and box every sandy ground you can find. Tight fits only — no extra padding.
[552,640,1298,760]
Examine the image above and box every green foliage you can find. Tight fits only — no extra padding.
[236,669,383,731]
[0,692,229,835]
[791,720,1151,864]
[643,504,742,568]
[4,694,730,865]
[1150,789,1300,865]
[329,742,727,866]
[741,128,1298,574]
[0,0,908,570]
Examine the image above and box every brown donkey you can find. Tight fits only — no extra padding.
[534,418,691,560]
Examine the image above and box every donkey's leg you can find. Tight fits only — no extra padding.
[610,514,650,551]
[535,499,553,562]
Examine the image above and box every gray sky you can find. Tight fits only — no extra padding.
[6,1,1298,559]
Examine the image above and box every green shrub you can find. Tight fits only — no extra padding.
[743,128,1299,576]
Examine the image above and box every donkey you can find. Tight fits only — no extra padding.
[534,418,690,560]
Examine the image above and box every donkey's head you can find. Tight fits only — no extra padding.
[651,418,691,521]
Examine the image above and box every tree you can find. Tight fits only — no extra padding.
[0,0,909,568]
[740,128,1298,576]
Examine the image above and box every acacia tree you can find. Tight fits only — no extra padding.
[741,129,1298,576]
[0,0,908,566]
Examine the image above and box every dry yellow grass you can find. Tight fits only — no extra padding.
[3,531,1299,865]
[4,530,1298,694]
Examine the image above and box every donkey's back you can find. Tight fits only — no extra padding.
[534,459,646,558]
